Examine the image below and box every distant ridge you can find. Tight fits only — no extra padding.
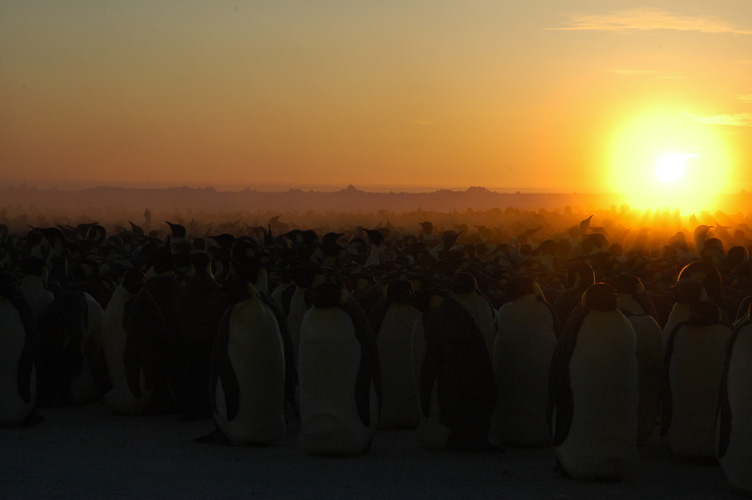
[1,184,632,214]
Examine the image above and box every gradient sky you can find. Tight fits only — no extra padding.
[1,1,750,194]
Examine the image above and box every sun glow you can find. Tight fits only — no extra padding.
[607,110,733,213]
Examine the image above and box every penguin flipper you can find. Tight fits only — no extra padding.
[549,305,584,447]
[17,329,37,405]
[123,290,167,399]
[342,295,381,427]
[660,321,686,436]
[260,293,297,409]
[419,312,442,418]
[718,323,746,458]
[211,308,240,421]
[8,288,38,405]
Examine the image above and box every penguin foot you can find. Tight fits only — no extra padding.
[194,428,232,446]
[20,410,45,427]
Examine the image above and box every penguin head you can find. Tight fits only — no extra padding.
[582,282,618,312]
[308,279,348,308]
[687,300,722,327]
[19,256,47,279]
[165,221,186,238]
[385,278,414,303]
[0,271,18,296]
[121,269,146,295]
[566,261,595,292]
[671,279,703,304]
[451,272,477,295]
[508,275,542,301]
[608,273,644,296]
[727,245,749,268]
[365,229,384,248]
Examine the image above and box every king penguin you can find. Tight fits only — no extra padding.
[413,291,496,450]
[0,272,39,426]
[101,270,169,415]
[209,281,288,445]
[610,273,663,442]
[549,282,639,480]
[298,280,381,456]
[37,291,108,406]
[490,276,558,447]
[450,272,497,357]
[369,278,422,428]
[661,300,732,460]
[718,303,752,494]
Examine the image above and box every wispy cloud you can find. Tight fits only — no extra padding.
[410,120,432,126]
[611,68,656,76]
[549,8,752,35]
[611,68,684,79]
[737,95,752,103]
[687,112,752,127]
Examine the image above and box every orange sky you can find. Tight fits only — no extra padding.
[1,2,750,198]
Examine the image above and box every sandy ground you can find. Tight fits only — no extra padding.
[1,403,743,500]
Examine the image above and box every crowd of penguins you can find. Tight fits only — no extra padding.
[0,213,751,492]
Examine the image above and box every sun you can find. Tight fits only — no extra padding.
[606,109,733,212]
[654,153,693,183]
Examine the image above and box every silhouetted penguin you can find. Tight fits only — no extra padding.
[287,264,326,370]
[718,306,752,494]
[101,270,169,415]
[37,291,108,406]
[413,292,496,450]
[553,261,595,326]
[298,281,381,456]
[610,273,663,442]
[490,276,558,447]
[172,252,221,419]
[662,278,705,348]
[661,300,732,460]
[208,282,287,445]
[18,256,54,324]
[369,278,422,428]
[0,272,40,426]
[549,283,639,480]
[450,272,497,357]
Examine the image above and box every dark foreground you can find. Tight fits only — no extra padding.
[1,403,742,500]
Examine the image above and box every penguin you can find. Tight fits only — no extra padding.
[490,276,558,447]
[0,272,39,427]
[718,305,752,494]
[552,261,595,326]
[298,280,381,456]
[36,291,108,406]
[364,229,385,267]
[172,252,222,419]
[610,273,663,442]
[101,270,169,415]
[450,272,497,357]
[286,264,326,370]
[208,282,287,445]
[661,300,732,460]
[548,283,639,480]
[17,256,54,324]
[662,278,705,349]
[369,278,422,428]
[413,292,496,450]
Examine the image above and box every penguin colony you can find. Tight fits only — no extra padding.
[0,212,751,492]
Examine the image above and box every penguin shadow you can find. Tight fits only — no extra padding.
[1,410,44,429]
